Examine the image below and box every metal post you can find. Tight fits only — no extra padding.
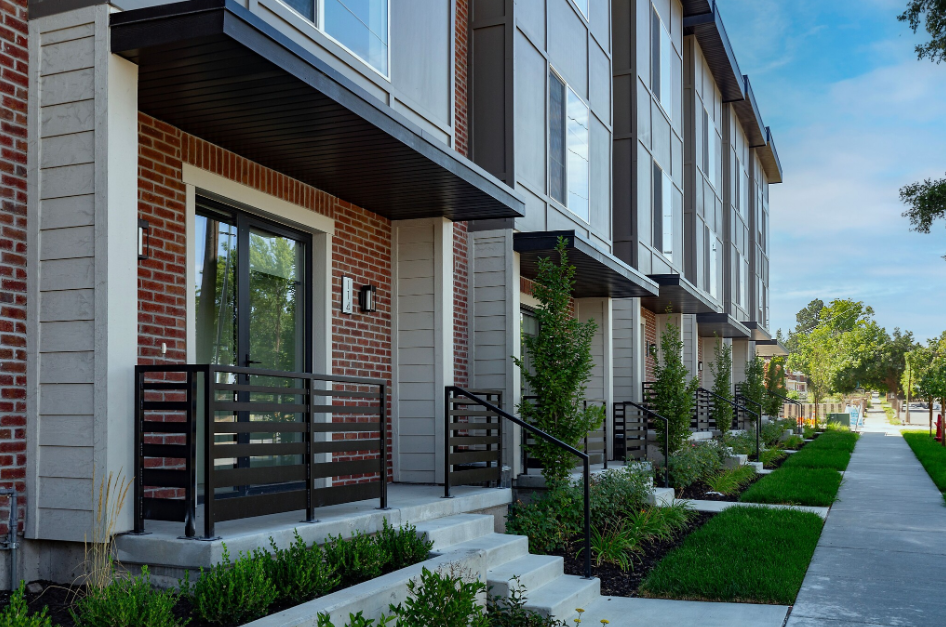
[380,382,388,509]
[203,366,216,540]
[582,456,591,580]
[133,367,144,534]
[184,371,198,538]
[304,376,314,522]
[443,387,452,498]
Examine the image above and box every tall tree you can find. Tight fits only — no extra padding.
[710,339,733,434]
[898,1,946,256]
[785,299,825,355]
[650,318,699,455]
[764,356,789,417]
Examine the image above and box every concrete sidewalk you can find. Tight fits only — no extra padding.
[786,411,946,626]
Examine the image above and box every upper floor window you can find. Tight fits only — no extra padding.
[651,8,673,119]
[573,0,589,19]
[549,71,590,221]
[704,225,719,300]
[652,162,673,262]
[281,0,389,76]
[702,108,719,190]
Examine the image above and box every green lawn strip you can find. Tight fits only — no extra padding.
[781,447,852,472]
[902,431,946,499]
[739,467,842,507]
[639,506,824,604]
[806,431,858,452]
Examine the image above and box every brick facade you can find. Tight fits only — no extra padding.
[452,0,470,389]
[0,0,27,535]
[137,113,393,482]
[642,307,657,382]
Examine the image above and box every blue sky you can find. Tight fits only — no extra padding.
[718,0,946,344]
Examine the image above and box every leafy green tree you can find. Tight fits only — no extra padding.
[874,328,918,394]
[898,0,946,63]
[743,357,766,412]
[709,339,733,435]
[764,356,789,417]
[649,319,699,454]
[514,239,604,487]
[785,299,824,355]
[901,174,946,260]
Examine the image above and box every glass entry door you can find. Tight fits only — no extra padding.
[194,197,312,497]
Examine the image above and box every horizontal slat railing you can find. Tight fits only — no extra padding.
[444,389,503,493]
[134,364,387,539]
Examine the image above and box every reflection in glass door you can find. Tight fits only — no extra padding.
[194,197,312,497]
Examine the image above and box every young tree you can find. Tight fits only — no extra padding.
[743,357,766,412]
[764,356,789,417]
[649,318,699,455]
[514,239,604,487]
[709,339,733,435]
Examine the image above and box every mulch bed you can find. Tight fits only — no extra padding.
[550,511,716,597]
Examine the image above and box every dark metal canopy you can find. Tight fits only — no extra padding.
[755,339,789,357]
[683,4,744,103]
[733,76,767,148]
[110,0,524,222]
[760,127,784,184]
[514,231,659,299]
[696,312,751,339]
[640,274,720,315]
[742,321,773,342]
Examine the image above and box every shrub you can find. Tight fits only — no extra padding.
[649,317,699,454]
[488,578,566,627]
[667,441,725,489]
[388,567,488,627]
[267,531,339,605]
[324,531,390,588]
[759,448,787,468]
[514,239,604,487]
[582,523,640,571]
[582,464,652,527]
[783,435,804,450]
[316,611,395,627]
[506,488,582,554]
[376,519,433,572]
[186,545,278,625]
[724,430,756,456]
[709,339,734,434]
[763,356,788,416]
[71,566,184,627]
[0,582,53,627]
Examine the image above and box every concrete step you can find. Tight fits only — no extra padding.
[446,531,531,569]
[521,574,601,622]
[414,514,494,551]
[486,553,564,597]
[648,487,675,507]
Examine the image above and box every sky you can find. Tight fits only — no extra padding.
[717,0,946,344]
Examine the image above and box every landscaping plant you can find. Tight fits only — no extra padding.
[704,465,757,495]
[640,506,823,604]
[763,356,789,417]
[709,339,734,434]
[324,530,390,588]
[0,583,54,627]
[582,524,640,571]
[514,238,604,487]
[648,317,699,454]
[186,545,278,625]
[377,519,434,572]
[71,565,184,627]
[267,531,339,605]
[487,577,566,627]
[388,567,489,627]
[666,440,725,491]
[316,612,395,627]
[742,357,766,414]
[758,447,787,469]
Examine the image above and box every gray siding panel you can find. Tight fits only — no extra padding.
[514,31,547,193]
[391,0,451,128]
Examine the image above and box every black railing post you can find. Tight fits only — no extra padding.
[203,365,215,540]
[304,376,314,522]
[443,387,452,499]
[380,382,388,509]
[184,370,198,538]
[133,366,144,534]
[582,455,591,580]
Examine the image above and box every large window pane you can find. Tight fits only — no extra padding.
[282,0,315,20]
[651,11,660,100]
[324,0,388,75]
[195,210,238,367]
[573,0,589,19]
[549,72,566,204]
[566,87,590,220]
[660,23,673,116]
[652,163,672,262]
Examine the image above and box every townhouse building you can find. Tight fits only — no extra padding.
[0,0,785,584]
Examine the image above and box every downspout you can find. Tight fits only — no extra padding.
[0,488,16,589]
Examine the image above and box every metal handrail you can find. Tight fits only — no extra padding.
[444,387,593,580]
[614,401,670,489]
[735,392,763,460]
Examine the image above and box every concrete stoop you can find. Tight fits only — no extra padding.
[245,513,603,626]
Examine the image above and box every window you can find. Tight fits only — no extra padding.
[703,107,719,190]
[549,71,590,221]
[741,171,749,220]
[734,250,742,307]
[279,0,389,76]
[652,163,673,262]
[651,8,673,118]
[704,226,719,299]
[742,257,749,309]
[520,308,540,396]
[573,0,589,19]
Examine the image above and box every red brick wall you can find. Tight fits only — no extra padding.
[452,0,470,389]
[0,0,27,535]
[642,307,657,383]
[137,114,393,482]
[697,334,704,387]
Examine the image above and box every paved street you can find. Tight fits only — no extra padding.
[786,408,946,627]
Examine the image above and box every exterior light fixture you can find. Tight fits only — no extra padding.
[359,284,377,313]
[698,361,704,372]
[138,219,150,261]
[648,343,657,357]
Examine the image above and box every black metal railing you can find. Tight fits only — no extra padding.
[613,401,669,488]
[697,387,747,432]
[134,364,387,539]
[521,397,607,470]
[443,389,504,492]
[693,388,717,432]
[735,384,762,460]
[444,387,593,580]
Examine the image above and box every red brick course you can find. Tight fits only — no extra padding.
[0,0,27,535]
[453,0,470,390]
[642,307,657,383]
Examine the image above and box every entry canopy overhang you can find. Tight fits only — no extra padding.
[696,312,751,339]
[640,274,720,315]
[742,321,773,342]
[755,339,789,357]
[110,0,524,222]
[513,231,659,300]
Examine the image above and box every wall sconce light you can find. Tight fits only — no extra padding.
[698,361,704,372]
[138,219,150,261]
[648,343,657,357]
[359,284,377,313]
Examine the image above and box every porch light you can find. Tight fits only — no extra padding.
[648,343,657,357]
[359,284,377,313]
[698,361,704,372]
[138,219,150,261]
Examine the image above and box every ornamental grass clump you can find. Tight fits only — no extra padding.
[71,565,185,627]
[514,238,604,488]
